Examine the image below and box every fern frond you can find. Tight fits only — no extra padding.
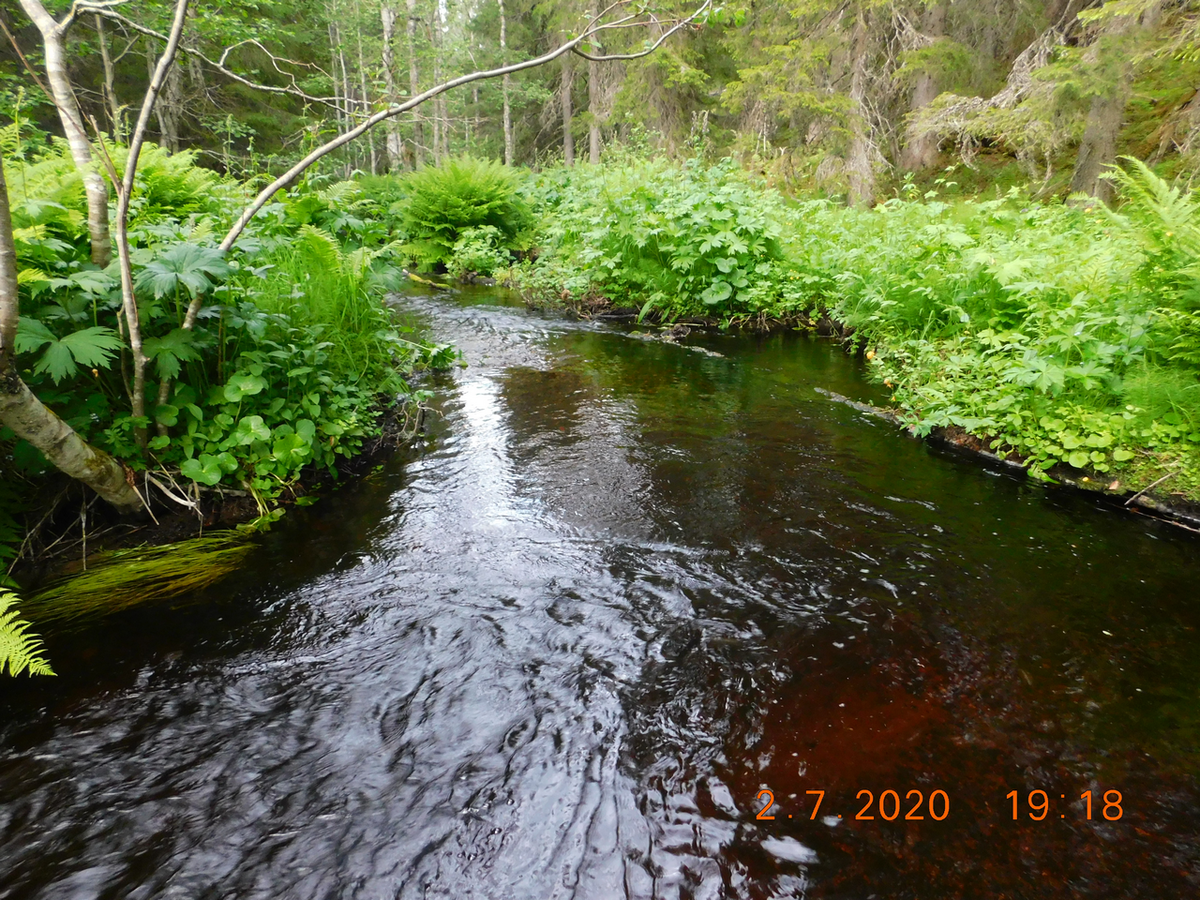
[298,225,345,274]
[0,590,55,677]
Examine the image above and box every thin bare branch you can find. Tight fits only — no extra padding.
[98,10,348,113]
[571,11,703,61]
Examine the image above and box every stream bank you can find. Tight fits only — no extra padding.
[524,288,1200,533]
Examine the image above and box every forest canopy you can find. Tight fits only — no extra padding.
[0,0,1194,198]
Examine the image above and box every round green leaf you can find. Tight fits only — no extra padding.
[224,373,268,402]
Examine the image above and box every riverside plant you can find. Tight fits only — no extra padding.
[1,145,453,571]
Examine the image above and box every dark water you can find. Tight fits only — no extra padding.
[2,286,1199,900]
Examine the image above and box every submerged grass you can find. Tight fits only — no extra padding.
[24,533,254,626]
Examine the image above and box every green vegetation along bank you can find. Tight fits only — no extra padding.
[0,142,476,673]
[505,155,1200,512]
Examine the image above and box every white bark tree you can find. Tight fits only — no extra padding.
[16,0,113,267]
[381,2,405,169]
[499,0,513,164]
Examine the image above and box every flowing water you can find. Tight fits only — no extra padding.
[2,286,1199,899]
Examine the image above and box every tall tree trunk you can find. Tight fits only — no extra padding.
[95,15,122,140]
[329,21,346,151]
[434,1,449,160]
[117,0,190,448]
[380,2,404,169]
[337,28,355,175]
[587,0,601,164]
[406,0,424,165]
[1068,7,1150,202]
[846,4,875,208]
[899,3,945,173]
[561,55,574,166]
[0,151,141,514]
[147,41,183,151]
[498,0,513,165]
[436,8,446,165]
[356,20,378,175]
[17,0,111,267]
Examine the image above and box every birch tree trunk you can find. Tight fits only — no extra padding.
[17,0,111,267]
[356,20,378,175]
[116,0,190,449]
[587,0,601,164]
[846,4,875,208]
[381,2,405,169]
[561,55,575,166]
[337,26,355,175]
[433,1,448,160]
[329,21,346,146]
[0,151,142,514]
[499,0,513,165]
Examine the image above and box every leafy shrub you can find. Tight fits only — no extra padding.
[2,143,451,521]
[447,225,511,280]
[397,156,533,270]
[524,158,799,320]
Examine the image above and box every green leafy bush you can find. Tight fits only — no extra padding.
[522,158,799,320]
[1,141,451,525]
[447,225,511,280]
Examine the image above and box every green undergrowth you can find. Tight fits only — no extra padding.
[513,155,1200,503]
[1,142,457,601]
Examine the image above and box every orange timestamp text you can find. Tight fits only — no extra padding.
[755,788,951,822]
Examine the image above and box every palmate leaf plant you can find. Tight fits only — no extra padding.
[14,317,123,384]
[0,589,54,677]
[135,242,233,304]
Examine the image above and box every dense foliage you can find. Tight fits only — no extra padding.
[395,156,533,272]
[1,138,453,569]
[526,157,800,320]
[516,155,1200,495]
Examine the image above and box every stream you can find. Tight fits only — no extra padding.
[1,285,1199,899]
